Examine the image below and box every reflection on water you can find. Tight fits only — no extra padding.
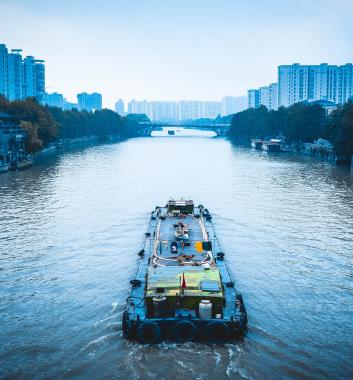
[1,133,353,379]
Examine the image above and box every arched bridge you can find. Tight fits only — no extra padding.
[137,121,230,136]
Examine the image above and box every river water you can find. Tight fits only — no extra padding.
[1,130,353,379]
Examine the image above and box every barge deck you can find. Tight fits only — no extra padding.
[122,200,247,343]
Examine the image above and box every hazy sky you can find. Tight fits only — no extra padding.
[1,0,353,108]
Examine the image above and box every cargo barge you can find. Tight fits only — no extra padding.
[122,200,247,344]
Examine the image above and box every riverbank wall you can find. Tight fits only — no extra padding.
[0,134,123,174]
[34,135,100,158]
[292,142,352,167]
[34,134,123,158]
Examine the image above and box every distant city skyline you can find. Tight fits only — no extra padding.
[1,40,352,119]
[1,0,353,108]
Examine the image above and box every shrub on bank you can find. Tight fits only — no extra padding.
[229,101,353,159]
[322,101,353,158]
[0,96,142,154]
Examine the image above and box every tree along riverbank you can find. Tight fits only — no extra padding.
[229,101,353,165]
[0,96,143,155]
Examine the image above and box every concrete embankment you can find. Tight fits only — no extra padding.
[34,134,122,158]
[0,134,123,174]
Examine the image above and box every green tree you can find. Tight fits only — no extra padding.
[283,103,326,143]
[9,98,58,147]
[20,121,43,153]
[323,101,353,158]
[229,102,326,144]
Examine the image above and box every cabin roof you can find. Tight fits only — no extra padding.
[146,266,223,298]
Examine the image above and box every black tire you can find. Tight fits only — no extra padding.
[122,311,129,337]
[236,293,244,304]
[173,320,197,342]
[207,321,230,343]
[137,321,161,344]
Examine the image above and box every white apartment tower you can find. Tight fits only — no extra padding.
[278,63,353,107]
[202,101,222,119]
[269,83,278,110]
[259,86,270,108]
[248,89,260,108]
[221,96,247,115]
[115,99,125,115]
[77,92,102,111]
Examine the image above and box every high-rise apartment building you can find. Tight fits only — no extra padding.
[34,60,45,103]
[0,44,45,102]
[278,63,353,107]
[147,101,178,121]
[7,50,23,101]
[115,99,125,115]
[43,92,65,108]
[22,56,45,101]
[201,101,222,119]
[259,86,270,108]
[248,83,278,110]
[77,92,102,111]
[221,96,247,115]
[248,89,260,108]
[127,99,148,115]
[178,101,202,120]
[43,92,78,110]
[0,44,8,98]
[22,56,36,98]
[269,83,278,110]
[126,97,249,121]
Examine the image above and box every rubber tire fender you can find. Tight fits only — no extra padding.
[239,314,248,337]
[122,311,130,338]
[207,321,230,343]
[137,321,162,344]
[173,320,197,342]
[236,293,244,304]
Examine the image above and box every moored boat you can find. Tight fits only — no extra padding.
[122,199,247,344]
[0,161,9,173]
[251,139,263,150]
[262,139,282,152]
[16,157,33,170]
[10,156,33,171]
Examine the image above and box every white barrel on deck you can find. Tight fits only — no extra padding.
[199,300,212,319]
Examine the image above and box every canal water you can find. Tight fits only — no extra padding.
[1,130,353,379]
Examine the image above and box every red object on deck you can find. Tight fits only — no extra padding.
[182,272,186,290]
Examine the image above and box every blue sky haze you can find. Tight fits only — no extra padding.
[0,0,352,108]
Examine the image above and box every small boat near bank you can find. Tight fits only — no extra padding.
[262,139,282,152]
[0,154,32,173]
[251,138,283,152]
[9,156,33,171]
[0,161,9,173]
[0,154,9,173]
[122,199,247,344]
[251,139,263,150]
